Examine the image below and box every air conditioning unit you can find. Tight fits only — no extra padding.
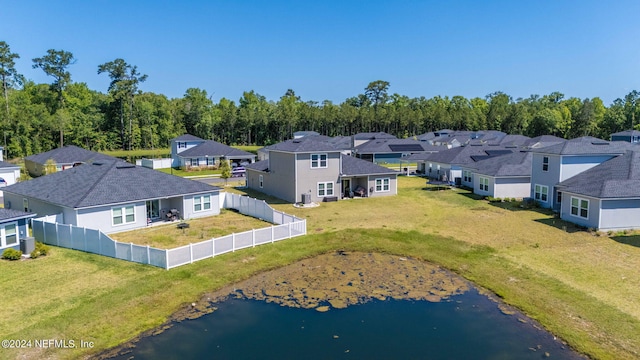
[301,193,311,204]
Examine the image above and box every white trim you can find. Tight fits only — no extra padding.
[542,156,549,172]
[193,194,212,212]
[0,221,19,249]
[479,176,489,192]
[310,153,328,169]
[112,205,135,226]
[534,184,549,203]
[570,196,589,219]
[317,181,334,197]
[375,178,390,192]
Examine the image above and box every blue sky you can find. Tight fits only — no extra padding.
[2,1,639,105]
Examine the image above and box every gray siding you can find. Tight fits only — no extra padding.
[494,177,530,199]
[366,175,398,197]
[560,155,615,182]
[530,153,561,208]
[0,218,31,251]
[246,152,297,203]
[296,152,341,203]
[599,199,640,231]
[473,175,493,197]
[4,193,65,218]
[559,192,599,229]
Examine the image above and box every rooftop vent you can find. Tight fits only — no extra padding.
[591,141,610,145]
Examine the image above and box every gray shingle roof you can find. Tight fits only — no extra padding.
[424,145,512,166]
[178,140,255,158]
[244,160,269,172]
[530,136,634,155]
[557,151,640,198]
[354,138,436,153]
[24,145,119,165]
[4,160,220,209]
[0,208,36,222]
[172,134,204,141]
[340,154,399,176]
[525,135,566,148]
[264,137,339,153]
[0,161,19,169]
[611,130,640,137]
[352,132,397,140]
[466,151,533,177]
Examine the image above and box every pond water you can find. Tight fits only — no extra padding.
[109,287,584,360]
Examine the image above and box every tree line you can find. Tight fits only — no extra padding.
[1,41,639,159]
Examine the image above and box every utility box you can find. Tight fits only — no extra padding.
[301,193,311,204]
[20,236,35,254]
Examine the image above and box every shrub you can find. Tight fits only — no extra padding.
[2,248,22,260]
[30,242,50,258]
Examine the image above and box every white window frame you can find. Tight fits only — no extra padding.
[206,157,215,166]
[463,170,472,183]
[311,153,328,169]
[317,182,334,197]
[534,184,548,203]
[194,194,211,212]
[375,178,390,192]
[178,142,187,148]
[190,158,199,167]
[542,156,549,172]
[23,198,29,212]
[112,205,135,226]
[0,222,19,248]
[570,196,589,219]
[259,175,263,188]
[479,176,489,192]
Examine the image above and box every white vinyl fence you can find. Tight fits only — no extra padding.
[31,193,306,269]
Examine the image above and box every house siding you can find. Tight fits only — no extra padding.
[247,152,297,203]
[295,152,341,203]
[599,199,640,231]
[494,177,530,199]
[473,176,493,197]
[560,155,615,182]
[4,193,63,217]
[559,192,599,229]
[530,153,561,208]
[366,175,398,197]
[0,167,20,196]
[0,218,31,251]
[171,139,205,167]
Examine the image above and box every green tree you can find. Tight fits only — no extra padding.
[364,80,390,130]
[32,49,75,147]
[219,158,231,185]
[98,58,147,150]
[0,41,22,135]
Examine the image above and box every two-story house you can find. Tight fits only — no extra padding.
[245,138,398,203]
[529,136,633,210]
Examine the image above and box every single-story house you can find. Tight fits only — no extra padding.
[175,140,256,168]
[354,138,442,164]
[462,151,533,199]
[610,130,640,144]
[24,145,120,177]
[0,209,36,254]
[556,150,640,231]
[3,160,221,234]
[0,161,21,196]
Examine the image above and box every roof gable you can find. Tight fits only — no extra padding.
[24,145,119,165]
[178,140,255,158]
[340,154,399,176]
[172,134,204,142]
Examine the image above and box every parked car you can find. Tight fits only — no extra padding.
[231,167,246,177]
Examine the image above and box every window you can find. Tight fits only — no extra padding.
[3,224,17,247]
[479,177,489,192]
[23,198,28,212]
[206,157,215,166]
[190,158,199,166]
[259,175,263,188]
[194,195,211,212]
[557,191,562,204]
[113,205,135,225]
[178,142,187,148]
[317,182,334,197]
[534,184,548,202]
[571,197,589,219]
[375,178,390,192]
[542,156,549,172]
[463,170,472,183]
[311,154,328,168]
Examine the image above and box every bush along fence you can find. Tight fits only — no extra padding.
[30,193,306,269]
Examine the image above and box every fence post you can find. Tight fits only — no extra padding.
[289,222,292,238]
[41,221,46,245]
[190,243,193,264]
[130,242,133,261]
[212,237,216,257]
[147,245,151,265]
[304,219,307,235]
[165,249,169,270]
[271,225,274,243]
[252,229,255,247]
[232,233,236,252]
[83,227,87,252]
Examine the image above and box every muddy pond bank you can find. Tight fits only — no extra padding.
[98,252,580,359]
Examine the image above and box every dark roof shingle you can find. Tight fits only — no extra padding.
[24,145,119,165]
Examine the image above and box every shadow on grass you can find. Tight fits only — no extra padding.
[533,218,585,234]
[610,235,640,248]
[421,186,453,192]
[231,187,290,205]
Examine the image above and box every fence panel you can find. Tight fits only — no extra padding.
[115,242,132,261]
[234,230,253,250]
[99,232,116,258]
[44,222,58,246]
[71,226,85,251]
[32,220,44,243]
[131,244,150,264]
[85,229,101,254]
[58,224,72,248]
[167,245,191,269]
[254,227,272,245]
[149,248,167,269]
[192,240,214,261]
[214,235,233,255]
[273,223,290,241]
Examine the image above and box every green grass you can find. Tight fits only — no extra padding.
[156,167,223,177]
[1,177,640,359]
[100,148,171,159]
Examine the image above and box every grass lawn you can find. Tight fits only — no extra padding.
[109,209,273,248]
[156,167,223,177]
[1,177,640,359]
